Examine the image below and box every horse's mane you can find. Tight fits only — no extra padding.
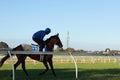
[45,35,55,44]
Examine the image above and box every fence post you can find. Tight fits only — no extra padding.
[8,51,15,80]
[68,52,78,79]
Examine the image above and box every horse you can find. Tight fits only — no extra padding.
[0,33,63,77]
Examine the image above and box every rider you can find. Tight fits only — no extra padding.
[32,28,51,51]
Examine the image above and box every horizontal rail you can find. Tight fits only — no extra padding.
[0,55,118,64]
[0,51,67,54]
[1,51,120,56]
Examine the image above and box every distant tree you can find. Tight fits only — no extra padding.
[105,48,111,52]
[102,48,111,55]
[66,48,75,52]
[79,49,86,53]
[111,50,118,54]
[54,47,64,52]
[0,41,9,50]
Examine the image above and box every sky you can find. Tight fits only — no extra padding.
[0,0,120,51]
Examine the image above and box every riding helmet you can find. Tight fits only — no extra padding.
[45,28,51,34]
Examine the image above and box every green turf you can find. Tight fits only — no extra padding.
[0,63,120,80]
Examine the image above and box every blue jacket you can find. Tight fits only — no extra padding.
[32,30,46,40]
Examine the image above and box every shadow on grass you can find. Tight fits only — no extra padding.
[79,68,120,80]
[0,68,120,80]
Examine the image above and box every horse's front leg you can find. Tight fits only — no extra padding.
[39,61,49,75]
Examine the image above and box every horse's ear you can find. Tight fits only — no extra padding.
[56,33,59,36]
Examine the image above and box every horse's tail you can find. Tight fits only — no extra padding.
[0,54,14,67]
[0,44,24,67]
[0,45,19,67]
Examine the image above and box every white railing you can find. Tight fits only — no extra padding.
[0,55,118,64]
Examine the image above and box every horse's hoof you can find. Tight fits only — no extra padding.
[25,76,31,80]
[54,74,57,77]
[10,74,12,77]
[39,73,43,76]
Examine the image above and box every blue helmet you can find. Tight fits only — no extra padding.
[45,28,51,34]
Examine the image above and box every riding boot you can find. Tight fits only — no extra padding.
[39,44,45,62]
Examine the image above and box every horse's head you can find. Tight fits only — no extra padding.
[45,33,63,51]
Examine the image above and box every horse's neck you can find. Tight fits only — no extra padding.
[46,40,54,51]
[46,46,54,51]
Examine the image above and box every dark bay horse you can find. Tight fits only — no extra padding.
[0,34,63,77]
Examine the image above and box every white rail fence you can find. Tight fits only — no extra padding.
[0,55,119,64]
[54,56,118,63]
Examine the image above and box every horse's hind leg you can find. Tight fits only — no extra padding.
[21,61,29,76]
[13,61,29,77]
[39,61,49,75]
[0,54,11,67]
[48,59,56,76]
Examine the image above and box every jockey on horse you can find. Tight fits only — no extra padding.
[32,28,51,61]
[32,28,51,51]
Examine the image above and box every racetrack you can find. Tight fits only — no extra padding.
[0,63,120,80]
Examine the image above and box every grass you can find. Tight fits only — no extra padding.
[0,63,120,80]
